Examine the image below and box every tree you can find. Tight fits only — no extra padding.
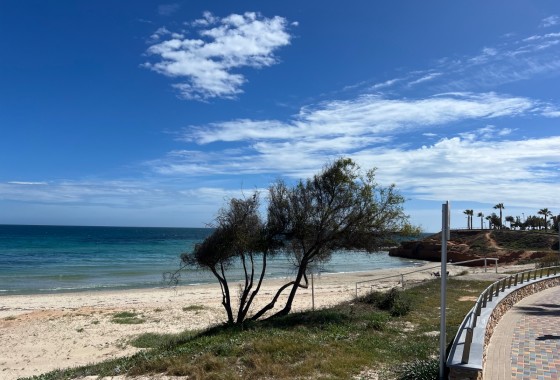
[180,193,270,325]
[463,209,474,229]
[538,208,553,231]
[493,203,505,229]
[487,213,501,229]
[261,158,418,318]
[181,158,418,323]
[505,216,515,229]
[477,212,484,229]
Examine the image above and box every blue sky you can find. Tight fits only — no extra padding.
[1,1,559,232]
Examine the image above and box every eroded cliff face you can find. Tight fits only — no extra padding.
[388,230,554,265]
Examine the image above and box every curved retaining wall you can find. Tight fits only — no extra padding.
[447,273,560,380]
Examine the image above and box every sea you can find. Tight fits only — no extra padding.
[0,225,426,295]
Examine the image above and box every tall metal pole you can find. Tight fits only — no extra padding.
[440,201,450,380]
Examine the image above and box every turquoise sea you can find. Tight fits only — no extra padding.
[0,225,425,295]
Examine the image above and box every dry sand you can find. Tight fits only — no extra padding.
[0,263,508,380]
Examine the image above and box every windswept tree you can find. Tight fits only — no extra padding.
[180,194,270,325]
[260,158,419,318]
[493,203,505,229]
[538,208,553,231]
[180,158,418,324]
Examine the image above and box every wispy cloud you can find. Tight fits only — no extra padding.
[158,3,180,17]
[540,15,559,28]
[363,28,560,95]
[143,12,293,100]
[7,181,48,186]
[177,92,535,145]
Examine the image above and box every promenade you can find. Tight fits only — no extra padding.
[484,285,560,379]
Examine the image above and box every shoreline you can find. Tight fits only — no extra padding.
[0,257,424,297]
[0,262,518,380]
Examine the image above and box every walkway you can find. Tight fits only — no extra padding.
[484,285,560,379]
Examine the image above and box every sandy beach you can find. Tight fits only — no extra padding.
[0,263,503,380]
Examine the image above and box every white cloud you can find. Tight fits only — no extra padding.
[177,92,535,145]
[408,72,442,86]
[7,181,48,185]
[540,15,559,28]
[144,12,292,100]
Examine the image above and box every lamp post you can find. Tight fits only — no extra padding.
[440,201,450,380]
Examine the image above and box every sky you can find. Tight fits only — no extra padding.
[1,1,559,232]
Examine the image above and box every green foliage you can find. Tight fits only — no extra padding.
[397,358,439,380]
[183,305,205,312]
[19,279,491,380]
[359,288,412,317]
[111,311,145,325]
[181,158,418,324]
[367,312,389,331]
[491,230,557,250]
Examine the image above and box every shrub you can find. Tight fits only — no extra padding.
[358,288,412,317]
[397,358,439,380]
[367,312,388,330]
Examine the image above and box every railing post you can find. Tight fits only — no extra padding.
[488,284,494,301]
[514,273,518,286]
[401,274,405,289]
[484,258,487,273]
[508,275,513,289]
[461,327,473,364]
[534,270,537,280]
[501,278,506,292]
[482,290,488,308]
[520,272,524,284]
[495,281,500,296]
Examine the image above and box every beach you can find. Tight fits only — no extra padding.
[0,262,481,380]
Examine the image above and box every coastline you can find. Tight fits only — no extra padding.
[0,263,480,380]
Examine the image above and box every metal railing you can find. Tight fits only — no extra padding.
[460,265,560,364]
[355,257,499,297]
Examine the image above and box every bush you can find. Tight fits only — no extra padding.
[390,297,411,317]
[367,312,388,331]
[397,358,439,380]
[359,288,412,317]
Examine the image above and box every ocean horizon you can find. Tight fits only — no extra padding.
[0,224,426,295]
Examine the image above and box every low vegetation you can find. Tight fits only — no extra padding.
[111,311,145,325]
[23,278,491,380]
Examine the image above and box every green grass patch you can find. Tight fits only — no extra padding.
[3,315,17,321]
[182,304,205,312]
[111,311,145,325]
[20,278,491,380]
[491,230,557,250]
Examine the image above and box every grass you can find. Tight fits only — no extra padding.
[111,311,145,325]
[182,304,206,312]
[20,278,491,380]
[491,230,557,251]
[4,315,17,321]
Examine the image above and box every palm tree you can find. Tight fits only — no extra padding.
[463,209,474,229]
[485,215,493,230]
[494,203,505,229]
[477,212,484,229]
[538,208,553,231]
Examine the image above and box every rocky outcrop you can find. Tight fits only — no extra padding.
[389,230,556,265]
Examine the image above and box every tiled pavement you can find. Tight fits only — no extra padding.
[484,286,560,379]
